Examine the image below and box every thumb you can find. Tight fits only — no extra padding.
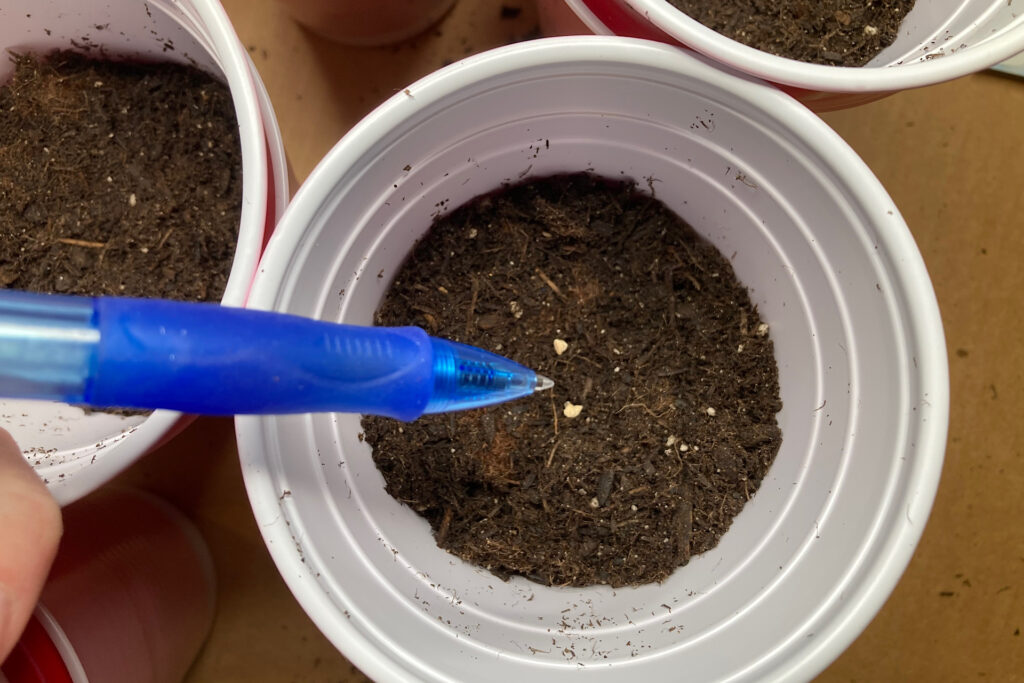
[0,427,62,662]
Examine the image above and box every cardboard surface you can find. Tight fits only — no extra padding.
[111,1,1023,680]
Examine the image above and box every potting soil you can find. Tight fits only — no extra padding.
[0,51,242,300]
[668,0,918,67]
[362,173,783,587]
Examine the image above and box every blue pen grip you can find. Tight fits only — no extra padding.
[88,298,435,420]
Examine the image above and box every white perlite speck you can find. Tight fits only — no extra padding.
[128,193,137,207]
[563,402,583,419]
[706,407,717,417]
[553,338,568,355]
[755,322,769,337]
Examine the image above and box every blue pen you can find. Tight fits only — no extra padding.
[0,290,553,420]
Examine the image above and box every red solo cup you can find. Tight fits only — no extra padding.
[2,489,215,683]
[540,0,1024,112]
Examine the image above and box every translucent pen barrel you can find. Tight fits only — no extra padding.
[0,291,98,402]
[423,337,540,414]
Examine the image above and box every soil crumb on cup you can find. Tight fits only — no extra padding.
[363,173,783,587]
[667,0,918,66]
[0,51,242,301]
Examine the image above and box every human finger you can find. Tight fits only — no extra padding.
[0,428,62,662]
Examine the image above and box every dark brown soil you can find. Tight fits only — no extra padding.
[668,0,917,66]
[0,51,242,300]
[362,173,782,587]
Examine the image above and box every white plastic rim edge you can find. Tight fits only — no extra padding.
[578,0,1024,92]
[191,0,268,306]
[250,52,292,243]
[237,36,948,683]
[35,605,90,683]
[565,0,614,34]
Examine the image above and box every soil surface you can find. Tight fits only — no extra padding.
[363,173,782,587]
[0,51,242,300]
[668,0,917,66]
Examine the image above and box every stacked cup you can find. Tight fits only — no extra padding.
[235,34,948,682]
[0,0,289,506]
[539,0,1024,110]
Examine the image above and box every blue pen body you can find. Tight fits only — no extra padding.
[0,290,544,420]
[90,297,435,420]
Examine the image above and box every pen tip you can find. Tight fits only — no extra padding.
[534,374,554,392]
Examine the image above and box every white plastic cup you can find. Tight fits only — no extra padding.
[1,489,216,683]
[237,37,948,682]
[0,0,289,505]
[543,0,1024,111]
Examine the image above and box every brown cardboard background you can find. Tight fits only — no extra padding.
[112,1,1023,680]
